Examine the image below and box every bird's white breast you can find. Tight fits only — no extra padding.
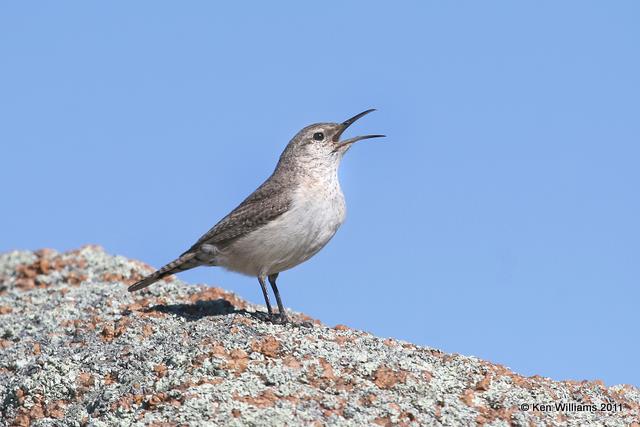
[217,176,346,277]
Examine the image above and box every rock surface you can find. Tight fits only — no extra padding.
[0,246,638,426]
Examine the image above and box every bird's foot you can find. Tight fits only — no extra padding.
[253,311,312,327]
[268,312,290,324]
[252,311,273,322]
[271,313,315,328]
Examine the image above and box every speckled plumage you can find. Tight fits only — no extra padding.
[129,110,384,321]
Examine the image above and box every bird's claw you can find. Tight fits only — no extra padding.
[268,312,290,324]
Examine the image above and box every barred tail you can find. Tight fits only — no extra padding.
[128,252,199,292]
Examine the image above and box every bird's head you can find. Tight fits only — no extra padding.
[281,109,385,168]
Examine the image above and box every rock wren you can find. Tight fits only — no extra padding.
[129,109,384,322]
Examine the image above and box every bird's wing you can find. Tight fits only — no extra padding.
[184,175,293,253]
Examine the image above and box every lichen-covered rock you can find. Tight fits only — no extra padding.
[0,247,638,426]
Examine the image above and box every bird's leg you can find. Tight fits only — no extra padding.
[268,273,289,323]
[257,275,273,316]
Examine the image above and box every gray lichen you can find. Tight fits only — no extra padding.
[0,247,638,426]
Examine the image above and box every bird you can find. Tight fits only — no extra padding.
[128,109,384,323]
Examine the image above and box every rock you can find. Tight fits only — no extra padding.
[0,247,638,426]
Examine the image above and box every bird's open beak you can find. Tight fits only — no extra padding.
[333,109,385,150]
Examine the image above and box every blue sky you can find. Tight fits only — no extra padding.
[1,2,639,387]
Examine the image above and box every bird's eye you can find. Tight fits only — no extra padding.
[313,132,325,141]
